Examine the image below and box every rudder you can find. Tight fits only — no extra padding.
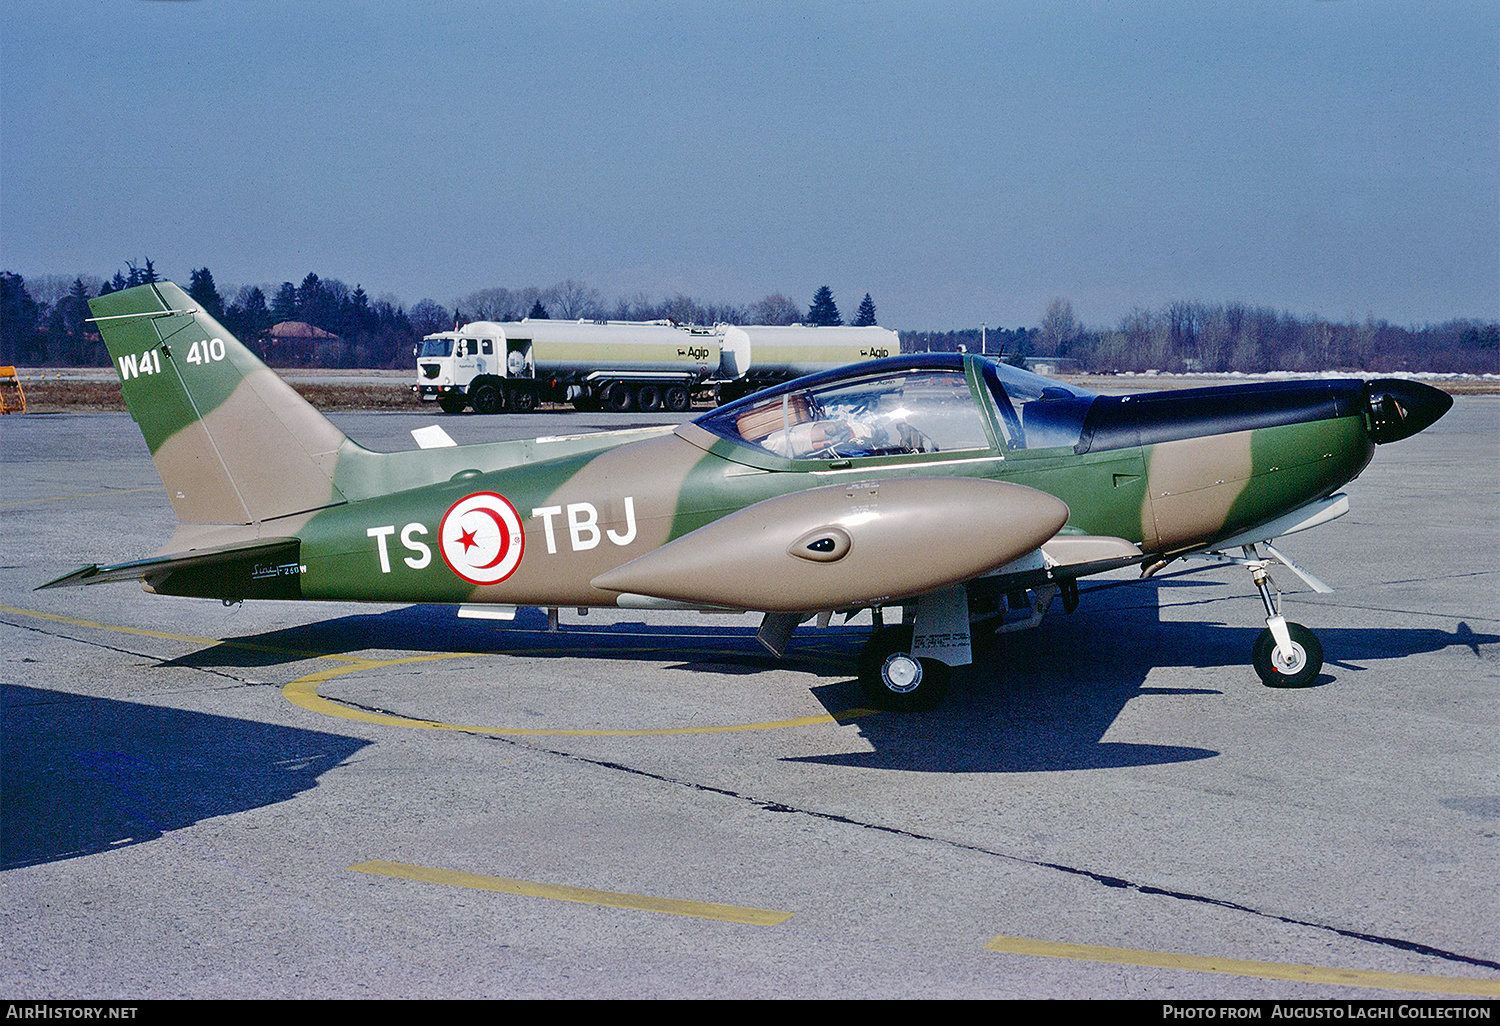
[90,281,349,525]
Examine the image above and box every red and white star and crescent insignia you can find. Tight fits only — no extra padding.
[439,492,525,585]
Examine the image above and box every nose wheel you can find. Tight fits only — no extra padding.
[1244,547,1324,688]
[1252,620,1323,688]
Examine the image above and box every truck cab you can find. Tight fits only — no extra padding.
[415,326,531,414]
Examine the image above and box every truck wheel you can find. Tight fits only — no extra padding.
[635,385,663,412]
[471,384,504,415]
[664,386,691,412]
[507,385,537,412]
[438,394,468,415]
[602,383,633,412]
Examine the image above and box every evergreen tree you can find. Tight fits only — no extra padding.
[528,300,549,319]
[46,278,95,365]
[225,286,272,350]
[241,286,271,336]
[853,293,877,326]
[298,273,337,330]
[271,282,299,323]
[806,285,842,326]
[123,258,158,286]
[187,267,224,321]
[0,272,40,364]
[346,285,375,340]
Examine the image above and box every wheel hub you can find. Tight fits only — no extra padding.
[1272,642,1307,675]
[882,653,923,693]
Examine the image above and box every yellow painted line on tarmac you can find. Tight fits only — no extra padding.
[285,662,875,736]
[0,486,162,508]
[2,603,872,737]
[350,860,794,925]
[0,604,365,662]
[984,934,1500,997]
[1,604,247,648]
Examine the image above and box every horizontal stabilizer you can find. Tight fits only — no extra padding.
[592,477,1069,611]
[38,538,303,600]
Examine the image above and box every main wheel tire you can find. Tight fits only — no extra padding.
[635,384,663,412]
[471,384,504,415]
[857,624,950,711]
[1252,622,1324,688]
[601,383,633,412]
[438,394,468,414]
[664,386,691,412]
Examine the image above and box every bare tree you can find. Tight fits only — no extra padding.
[746,294,801,325]
[547,279,603,320]
[1036,297,1079,356]
[27,273,100,314]
[408,299,452,338]
[459,287,521,322]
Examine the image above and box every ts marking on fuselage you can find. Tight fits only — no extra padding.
[366,524,433,574]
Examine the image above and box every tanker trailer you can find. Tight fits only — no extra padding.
[714,324,899,403]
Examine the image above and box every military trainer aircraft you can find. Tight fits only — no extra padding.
[44,281,1452,709]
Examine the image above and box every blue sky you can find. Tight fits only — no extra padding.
[2,0,1495,330]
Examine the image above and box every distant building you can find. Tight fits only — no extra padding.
[265,321,343,366]
[1022,356,1082,376]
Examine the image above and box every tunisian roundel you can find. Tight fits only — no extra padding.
[440,492,525,585]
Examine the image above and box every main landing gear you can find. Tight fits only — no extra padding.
[854,577,1073,711]
[858,623,950,712]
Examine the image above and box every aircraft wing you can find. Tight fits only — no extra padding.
[38,538,302,599]
[591,477,1071,612]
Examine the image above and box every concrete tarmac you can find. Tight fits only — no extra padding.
[2,399,1496,999]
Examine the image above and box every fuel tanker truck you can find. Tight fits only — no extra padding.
[414,319,900,413]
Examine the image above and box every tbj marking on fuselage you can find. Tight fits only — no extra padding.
[367,494,637,580]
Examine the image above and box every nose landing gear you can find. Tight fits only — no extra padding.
[1246,551,1325,688]
[1178,540,1330,688]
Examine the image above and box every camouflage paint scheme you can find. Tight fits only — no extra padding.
[50,282,1450,702]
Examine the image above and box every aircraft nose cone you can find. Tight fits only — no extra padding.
[1363,378,1453,444]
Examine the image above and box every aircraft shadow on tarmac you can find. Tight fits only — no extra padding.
[0,684,370,869]
[158,579,1494,775]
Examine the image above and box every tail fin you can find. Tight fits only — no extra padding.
[90,281,349,525]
